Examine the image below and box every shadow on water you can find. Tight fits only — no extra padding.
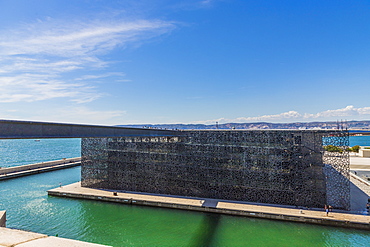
[188,213,221,247]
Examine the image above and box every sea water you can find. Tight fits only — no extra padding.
[0,136,365,168]
[0,138,81,168]
[350,136,370,147]
[1,137,370,246]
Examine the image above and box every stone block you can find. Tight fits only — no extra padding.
[16,236,110,247]
[0,227,46,247]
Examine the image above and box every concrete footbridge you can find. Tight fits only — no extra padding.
[0,119,180,139]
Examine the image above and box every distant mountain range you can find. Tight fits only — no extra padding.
[119,120,370,130]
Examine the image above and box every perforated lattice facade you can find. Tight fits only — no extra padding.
[81,130,349,209]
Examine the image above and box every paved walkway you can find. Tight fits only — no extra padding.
[50,182,204,207]
[49,182,370,230]
[350,156,370,169]
[351,174,370,197]
[0,227,110,247]
[350,156,370,212]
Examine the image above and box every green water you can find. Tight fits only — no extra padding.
[1,167,370,246]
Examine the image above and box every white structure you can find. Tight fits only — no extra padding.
[359,147,370,157]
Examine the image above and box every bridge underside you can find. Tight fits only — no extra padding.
[0,120,179,139]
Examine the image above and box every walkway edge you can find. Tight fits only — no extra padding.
[48,182,370,231]
[0,227,111,247]
[351,172,370,187]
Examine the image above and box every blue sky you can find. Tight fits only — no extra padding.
[1,0,370,125]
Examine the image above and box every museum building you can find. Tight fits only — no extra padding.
[81,130,350,210]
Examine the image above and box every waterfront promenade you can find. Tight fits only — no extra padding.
[49,182,370,231]
[349,155,370,213]
[0,227,110,247]
[0,157,80,180]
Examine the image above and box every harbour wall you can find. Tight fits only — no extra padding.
[48,183,370,231]
[0,157,81,180]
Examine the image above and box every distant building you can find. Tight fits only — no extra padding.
[81,130,350,209]
[359,147,370,157]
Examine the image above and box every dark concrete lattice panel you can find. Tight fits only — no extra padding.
[81,130,349,209]
[322,131,350,210]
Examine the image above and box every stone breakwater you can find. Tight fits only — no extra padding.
[0,157,81,180]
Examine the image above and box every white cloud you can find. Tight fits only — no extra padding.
[200,0,214,4]
[0,105,126,125]
[358,107,370,115]
[198,0,223,7]
[197,105,370,124]
[0,74,99,103]
[0,18,175,103]
[75,72,126,81]
[0,19,173,57]
[310,105,360,118]
[21,106,127,125]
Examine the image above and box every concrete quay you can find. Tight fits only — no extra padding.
[0,157,81,181]
[351,172,370,197]
[0,211,5,227]
[0,227,110,247]
[350,156,370,170]
[48,182,370,231]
